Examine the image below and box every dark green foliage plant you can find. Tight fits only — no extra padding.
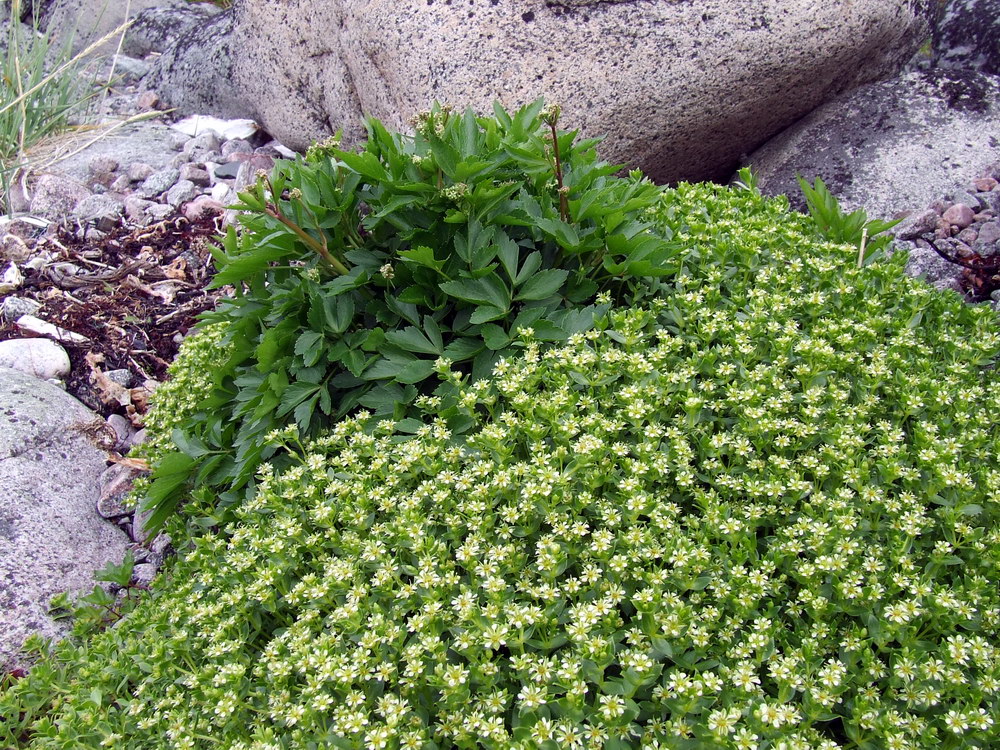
[797,175,901,266]
[141,100,680,536]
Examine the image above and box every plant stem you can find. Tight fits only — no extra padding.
[548,121,569,223]
[264,204,350,276]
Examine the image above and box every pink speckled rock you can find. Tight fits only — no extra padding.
[942,203,976,229]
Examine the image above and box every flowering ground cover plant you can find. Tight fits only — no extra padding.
[2,183,999,748]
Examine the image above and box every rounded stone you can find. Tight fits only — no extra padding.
[0,338,72,381]
[0,368,129,672]
[138,167,180,199]
[942,203,976,229]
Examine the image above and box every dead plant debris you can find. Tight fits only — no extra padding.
[0,210,226,417]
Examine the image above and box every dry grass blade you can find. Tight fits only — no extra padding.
[0,19,132,120]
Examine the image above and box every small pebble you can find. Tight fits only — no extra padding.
[136,90,160,110]
[1,296,41,323]
[106,413,137,451]
[168,132,190,151]
[183,196,224,222]
[105,369,134,388]
[0,338,71,380]
[179,163,211,187]
[973,177,998,192]
[88,155,119,176]
[126,162,155,183]
[138,167,180,199]
[165,180,199,208]
[221,139,253,158]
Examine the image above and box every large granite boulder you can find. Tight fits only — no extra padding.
[143,10,246,121]
[122,1,223,59]
[154,0,934,183]
[0,367,129,673]
[933,0,1000,76]
[35,0,191,55]
[746,69,1000,219]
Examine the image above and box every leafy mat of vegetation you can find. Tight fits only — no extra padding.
[2,178,999,749]
[140,101,676,538]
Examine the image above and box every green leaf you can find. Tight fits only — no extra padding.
[469,305,507,324]
[439,276,510,310]
[395,358,436,384]
[294,330,325,367]
[276,382,321,418]
[514,269,568,301]
[208,245,296,289]
[480,324,510,350]
[385,326,443,355]
[429,137,461,179]
[399,245,447,273]
[335,149,388,181]
[171,428,210,459]
[514,251,542,286]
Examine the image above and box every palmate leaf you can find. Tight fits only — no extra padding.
[514,268,569,301]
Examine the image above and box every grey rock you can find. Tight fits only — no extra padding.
[168,132,190,151]
[132,428,147,446]
[37,0,188,54]
[183,131,221,157]
[211,161,241,180]
[110,175,132,192]
[106,414,136,452]
[131,563,158,587]
[183,195,224,222]
[1,297,42,323]
[29,123,180,188]
[73,194,125,231]
[123,2,223,59]
[894,209,940,240]
[138,167,180,199]
[0,367,129,672]
[29,174,91,218]
[146,10,246,121]
[0,234,33,263]
[127,162,155,183]
[165,179,199,208]
[933,0,1000,76]
[170,152,193,168]
[901,242,966,292]
[156,1,931,183]
[0,339,71,381]
[951,190,984,211]
[87,155,118,176]
[149,533,172,557]
[957,227,979,245]
[15,315,89,345]
[110,54,152,81]
[974,221,1000,255]
[179,163,211,187]
[147,204,176,221]
[124,196,158,223]
[104,369,134,389]
[749,69,1000,219]
[97,464,145,521]
[221,138,253,158]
